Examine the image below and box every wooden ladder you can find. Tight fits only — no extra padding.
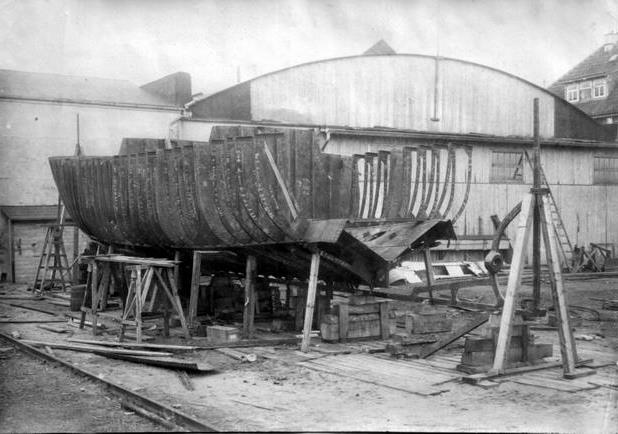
[31,201,73,293]
[524,152,577,272]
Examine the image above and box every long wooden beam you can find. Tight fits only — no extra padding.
[301,252,321,352]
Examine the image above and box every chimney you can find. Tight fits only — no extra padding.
[603,32,618,52]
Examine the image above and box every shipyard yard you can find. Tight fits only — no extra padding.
[3,1,618,433]
[1,274,617,432]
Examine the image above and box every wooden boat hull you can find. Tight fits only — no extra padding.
[49,127,468,283]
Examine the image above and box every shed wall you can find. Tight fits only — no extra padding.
[248,56,556,137]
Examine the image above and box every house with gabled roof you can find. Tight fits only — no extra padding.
[548,32,618,126]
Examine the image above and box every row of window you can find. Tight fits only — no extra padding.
[565,78,607,102]
[491,151,618,184]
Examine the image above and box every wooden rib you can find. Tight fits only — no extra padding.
[407,147,422,218]
[349,154,362,218]
[433,144,454,219]
[397,147,413,218]
[452,145,473,223]
[193,141,236,245]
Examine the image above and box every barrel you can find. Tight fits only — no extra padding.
[70,284,87,311]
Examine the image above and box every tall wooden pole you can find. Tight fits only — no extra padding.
[301,252,321,352]
[423,248,435,304]
[532,98,542,312]
[188,251,201,328]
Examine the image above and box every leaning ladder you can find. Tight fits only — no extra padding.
[524,151,590,272]
[31,201,73,292]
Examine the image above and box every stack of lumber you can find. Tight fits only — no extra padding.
[18,337,214,372]
[457,314,552,374]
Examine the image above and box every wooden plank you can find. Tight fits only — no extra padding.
[0,302,60,316]
[301,252,320,352]
[194,337,299,350]
[0,319,67,324]
[541,196,579,375]
[67,339,198,352]
[188,250,201,328]
[93,352,215,372]
[37,324,69,333]
[492,193,534,373]
[422,249,435,303]
[420,312,489,358]
[463,358,593,384]
[263,141,299,220]
[21,340,174,357]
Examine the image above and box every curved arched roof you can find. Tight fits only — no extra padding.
[191,54,609,140]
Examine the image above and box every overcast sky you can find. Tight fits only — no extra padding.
[1,0,617,96]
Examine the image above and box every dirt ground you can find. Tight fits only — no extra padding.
[0,277,617,432]
[0,348,164,433]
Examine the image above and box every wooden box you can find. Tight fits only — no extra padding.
[404,312,452,334]
[207,325,240,343]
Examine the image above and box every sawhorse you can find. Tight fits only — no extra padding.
[79,254,190,343]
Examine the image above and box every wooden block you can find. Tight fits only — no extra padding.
[207,325,240,343]
[320,314,339,341]
[461,343,553,366]
[464,336,526,353]
[405,312,452,334]
[563,368,596,379]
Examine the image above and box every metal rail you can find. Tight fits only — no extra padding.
[0,331,219,432]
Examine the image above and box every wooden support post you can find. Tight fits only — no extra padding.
[243,255,257,339]
[532,98,542,312]
[540,196,580,376]
[135,268,143,344]
[173,250,180,290]
[379,301,390,340]
[72,227,79,284]
[301,252,320,352]
[423,248,435,304]
[491,193,534,374]
[338,303,349,343]
[188,251,201,328]
[165,268,191,340]
[8,219,14,283]
[295,287,306,331]
[90,261,99,336]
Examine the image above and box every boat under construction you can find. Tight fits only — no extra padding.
[49,125,471,285]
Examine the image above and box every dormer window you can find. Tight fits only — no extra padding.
[579,80,592,100]
[566,84,579,102]
[593,78,607,98]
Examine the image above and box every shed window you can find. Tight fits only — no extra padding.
[566,84,579,102]
[593,157,618,184]
[593,79,607,98]
[491,151,524,183]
